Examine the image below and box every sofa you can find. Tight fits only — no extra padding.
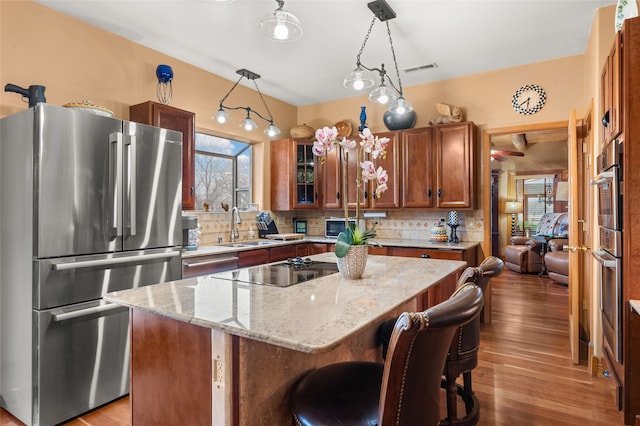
[504,212,569,275]
[544,238,569,285]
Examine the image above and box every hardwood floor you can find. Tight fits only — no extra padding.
[0,270,625,425]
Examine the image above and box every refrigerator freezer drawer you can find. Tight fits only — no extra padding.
[35,248,182,310]
[33,299,130,426]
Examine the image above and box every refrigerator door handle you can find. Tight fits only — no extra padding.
[127,135,137,236]
[52,303,127,322]
[109,132,124,239]
[51,251,180,271]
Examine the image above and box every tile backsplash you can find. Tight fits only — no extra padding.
[184,209,484,246]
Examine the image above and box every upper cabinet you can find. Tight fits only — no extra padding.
[601,31,622,145]
[271,138,321,211]
[321,130,401,210]
[129,101,195,210]
[271,123,475,211]
[403,122,476,210]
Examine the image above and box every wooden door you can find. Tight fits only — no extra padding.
[401,127,434,208]
[567,107,593,365]
[370,131,401,209]
[435,122,475,209]
[322,145,342,209]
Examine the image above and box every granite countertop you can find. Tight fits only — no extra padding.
[105,253,466,354]
[182,236,480,258]
[631,300,640,315]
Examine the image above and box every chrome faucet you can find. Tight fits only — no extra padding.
[230,207,242,242]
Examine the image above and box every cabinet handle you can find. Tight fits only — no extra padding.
[336,192,340,200]
[364,191,368,200]
[602,110,610,128]
[190,186,195,195]
[421,254,431,259]
[427,189,432,198]
[437,189,442,198]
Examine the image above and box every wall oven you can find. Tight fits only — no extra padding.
[592,139,622,230]
[591,138,623,363]
[593,227,623,362]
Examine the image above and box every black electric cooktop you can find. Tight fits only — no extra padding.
[212,258,339,287]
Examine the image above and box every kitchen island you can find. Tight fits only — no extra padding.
[105,253,466,425]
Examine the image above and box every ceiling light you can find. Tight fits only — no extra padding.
[343,0,412,114]
[260,0,303,42]
[344,65,375,91]
[214,68,281,138]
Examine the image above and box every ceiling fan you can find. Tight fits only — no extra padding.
[491,149,525,162]
[491,133,527,162]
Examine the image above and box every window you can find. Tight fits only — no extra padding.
[516,175,556,235]
[194,133,252,212]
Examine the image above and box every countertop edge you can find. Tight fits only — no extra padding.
[182,237,480,258]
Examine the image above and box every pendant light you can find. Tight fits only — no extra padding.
[343,0,413,114]
[260,0,303,42]
[213,68,281,138]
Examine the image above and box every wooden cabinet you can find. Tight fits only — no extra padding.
[322,131,401,210]
[238,248,269,268]
[308,243,330,254]
[271,138,321,210]
[269,245,297,262]
[387,246,476,266]
[129,101,195,210]
[601,31,622,145]
[611,17,640,424]
[402,122,476,209]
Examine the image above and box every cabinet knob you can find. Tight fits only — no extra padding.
[364,191,368,200]
[421,254,431,259]
[427,189,432,198]
[336,192,340,200]
[437,189,442,198]
[190,186,195,195]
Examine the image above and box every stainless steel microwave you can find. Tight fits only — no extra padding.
[325,218,357,238]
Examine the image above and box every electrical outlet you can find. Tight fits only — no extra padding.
[214,358,224,386]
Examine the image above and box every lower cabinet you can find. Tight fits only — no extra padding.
[238,249,270,268]
[387,246,477,266]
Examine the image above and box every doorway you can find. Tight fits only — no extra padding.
[481,121,569,258]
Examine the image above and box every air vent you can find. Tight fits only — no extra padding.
[403,63,438,73]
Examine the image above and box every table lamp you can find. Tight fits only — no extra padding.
[505,201,523,237]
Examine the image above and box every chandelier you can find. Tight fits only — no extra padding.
[343,0,413,115]
[213,69,281,138]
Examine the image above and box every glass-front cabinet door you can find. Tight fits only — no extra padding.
[295,143,319,208]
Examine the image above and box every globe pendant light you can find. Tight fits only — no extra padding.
[260,0,303,42]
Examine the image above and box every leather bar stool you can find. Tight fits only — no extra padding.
[290,284,484,426]
[441,256,504,426]
[376,256,504,426]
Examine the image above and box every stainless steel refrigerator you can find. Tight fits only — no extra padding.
[0,104,183,425]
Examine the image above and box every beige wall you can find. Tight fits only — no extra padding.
[0,1,615,246]
[298,55,587,132]
[0,0,299,210]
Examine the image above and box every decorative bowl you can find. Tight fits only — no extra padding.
[290,124,315,139]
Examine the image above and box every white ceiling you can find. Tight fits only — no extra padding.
[34,0,616,107]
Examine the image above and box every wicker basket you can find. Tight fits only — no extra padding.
[290,124,315,139]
